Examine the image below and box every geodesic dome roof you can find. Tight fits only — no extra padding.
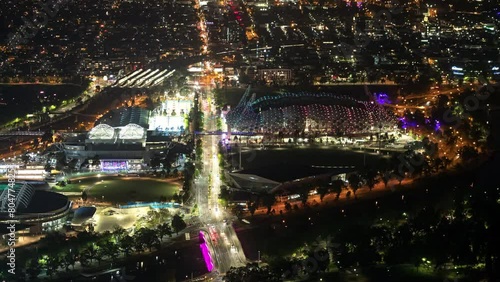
[119,123,145,139]
[89,124,115,139]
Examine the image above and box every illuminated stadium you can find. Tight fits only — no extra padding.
[0,182,71,234]
[226,90,397,134]
[64,100,193,171]
[149,99,192,132]
[88,107,149,144]
[88,100,192,141]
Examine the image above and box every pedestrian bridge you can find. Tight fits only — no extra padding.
[0,131,45,136]
[118,201,181,209]
[194,131,255,136]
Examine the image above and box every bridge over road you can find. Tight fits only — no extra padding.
[0,131,45,136]
[194,131,255,136]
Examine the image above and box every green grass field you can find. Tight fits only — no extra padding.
[52,176,180,204]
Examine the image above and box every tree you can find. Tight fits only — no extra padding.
[171,214,187,234]
[347,173,362,197]
[300,190,309,206]
[219,187,231,207]
[381,171,391,188]
[44,162,52,172]
[330,179,344,200]
[366,177,378,191]
[92,155,101,168]
[78,250,91,267]
[362,167,379,191]
[316,185,329,201]
[68,158,79,170]
[81,190,88,202]
[21,153,30,166]
[135,228,160,252]
[225,263,280,282]
[61,252,75,271]
[112,226,127,242]
[248,202,257,216]
[157,222,173,239]
[25,258,42,280]
[45,255,60,278]
[75,231,97,245]
[41,131,53,143]
[102,240,120,262]
[261,193,276,214]
[307,249,330,273]
[332,224,381,269]
[150,156,161,170]
[81,244,99,265]
[458,146,479,163]
[40,231,66,251]
[119,235,135,257]
[54,151,68,170]
[394,170,404,185]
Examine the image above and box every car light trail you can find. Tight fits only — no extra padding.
[200,231,214,272]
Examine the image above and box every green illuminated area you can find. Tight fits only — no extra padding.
[52,176,180,204]
[0,182,23,190]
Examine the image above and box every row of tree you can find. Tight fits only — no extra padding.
[0,213,187,281]
[220,146,457,218]
[226,151,500,280]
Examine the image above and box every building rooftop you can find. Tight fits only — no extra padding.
[96,106,150,128]
[71,206,97,226]
[229,173,281,192]
[0,190,69,219]
[239,164,356,183]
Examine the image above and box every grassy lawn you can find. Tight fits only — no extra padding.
[52,176,101,192]
[52,176,180,204]
[240,147,385,170]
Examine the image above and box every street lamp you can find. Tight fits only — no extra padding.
[378,124,382,153]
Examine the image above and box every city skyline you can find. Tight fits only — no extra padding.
[0,0,499,281]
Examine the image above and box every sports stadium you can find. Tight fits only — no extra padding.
[0,181,71,234]
[63,98,192,171]
[226,91,396,134]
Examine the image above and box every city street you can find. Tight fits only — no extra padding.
[191,0,247,276]
[195,101,247,275]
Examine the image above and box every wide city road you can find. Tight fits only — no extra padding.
[194,91,247,275]
[190,0,246,277]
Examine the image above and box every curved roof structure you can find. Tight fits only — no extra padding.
[95,106,150,128]
[71,206,97,226]
[229,173,281,192]
[0,182,35,212]
[119,123,145,139]
[89,124,115,139]
[226,92,396,134]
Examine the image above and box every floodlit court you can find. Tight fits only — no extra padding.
[93,206,149,232]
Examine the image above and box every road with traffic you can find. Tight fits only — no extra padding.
[194,92,247,276]
[191,0,247,277]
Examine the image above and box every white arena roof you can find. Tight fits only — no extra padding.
[88,124,115,140]
[119,123,146,139]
